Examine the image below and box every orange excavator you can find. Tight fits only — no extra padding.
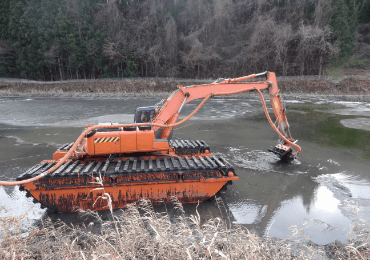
[1,71,301,212]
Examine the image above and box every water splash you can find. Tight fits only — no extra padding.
[0,186,46,236]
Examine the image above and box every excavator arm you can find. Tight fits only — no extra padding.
[152,71,300,161]
[0,71,301,190]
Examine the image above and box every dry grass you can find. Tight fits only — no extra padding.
[1,78,370,99]
[0,79,185,98]
[278,78,370,95]
[1,198,370,259]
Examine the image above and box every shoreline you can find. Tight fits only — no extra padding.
[2,92,370,103]
[1,77,370,102]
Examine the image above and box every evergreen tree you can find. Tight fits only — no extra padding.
[123,54,137,77]
[329,0,356,59]
[0,0,16,77]
[0,0,344,79]
[0,0,11,40]
[54,4,107,79]
[358,0,370,23]
[83,23,107,77]
[7,0,51,79]
[54,10,79,78]
[346,0,357,32]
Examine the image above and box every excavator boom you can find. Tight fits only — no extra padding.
[152,71,299,160]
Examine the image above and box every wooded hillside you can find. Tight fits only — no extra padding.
[0,0,369,80]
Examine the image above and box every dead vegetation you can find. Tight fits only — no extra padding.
[279,78,370,95]
[102,0,339,78]
[1,198,370,259]
[1,0,341,80]
[0,79,181,98]
[1,77,370,99]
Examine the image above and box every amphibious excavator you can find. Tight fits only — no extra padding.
[1,71,301,212]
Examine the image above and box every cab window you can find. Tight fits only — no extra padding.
[141,112,148,122]
[149,110,155,120]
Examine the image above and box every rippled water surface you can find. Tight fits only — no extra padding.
[1,96,370,245]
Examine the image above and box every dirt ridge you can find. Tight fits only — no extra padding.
[1,77,370,102]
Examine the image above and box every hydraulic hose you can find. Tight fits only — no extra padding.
[255,88,302,155]
[0,88,301,186]
[0,95,212,186]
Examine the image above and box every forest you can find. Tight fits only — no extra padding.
[0,0,369,80]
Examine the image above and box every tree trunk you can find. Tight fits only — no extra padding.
[58,58,63,81]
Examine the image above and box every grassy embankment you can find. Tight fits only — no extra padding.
[1,197,370,259]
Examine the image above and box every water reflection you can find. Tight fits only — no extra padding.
[286,105,370,160]
[216,145,356,244]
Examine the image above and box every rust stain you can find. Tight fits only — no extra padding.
[23,175,238,212]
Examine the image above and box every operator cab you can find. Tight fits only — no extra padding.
[134,107,156,123]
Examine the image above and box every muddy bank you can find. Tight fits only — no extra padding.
[1,78,370,102]
[281,78,370,102]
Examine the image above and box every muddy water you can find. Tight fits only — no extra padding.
[1,96,370,245]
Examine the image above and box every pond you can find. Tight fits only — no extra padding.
[0,96,369,245]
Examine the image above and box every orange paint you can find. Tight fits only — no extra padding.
[3,71,301,214]
[22,172,238,212]
[94,132,121,154]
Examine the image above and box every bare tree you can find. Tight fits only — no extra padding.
[94,1,121,41]
[314,0,332,28]
[165,17,177,65]
[95,0,338,78]
[274,23,293,76]
[295,24,338,75]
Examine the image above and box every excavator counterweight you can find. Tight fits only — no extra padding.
[1,71,301,212]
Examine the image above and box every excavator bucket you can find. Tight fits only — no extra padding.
[268,143,296,161]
